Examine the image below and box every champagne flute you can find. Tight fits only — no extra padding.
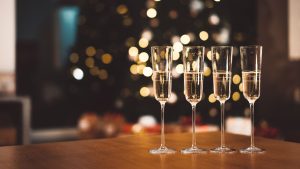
[210,46,236,153]
[240,45,265,153]
[181,46,207,154]
[149,46,176,154]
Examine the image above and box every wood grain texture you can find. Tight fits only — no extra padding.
[0,132,299,169]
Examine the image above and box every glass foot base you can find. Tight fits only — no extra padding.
[240,146,265,154]
[181,146,207,154]
[149,146,176,154]
[210,146,236,153]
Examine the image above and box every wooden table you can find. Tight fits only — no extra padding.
[0,132,299,169]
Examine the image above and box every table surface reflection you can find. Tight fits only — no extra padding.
[0,132,299,169]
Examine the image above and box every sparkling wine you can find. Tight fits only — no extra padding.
[213,72,231,101]
[152,71,171,102]
[184,72,203,105]
[242,71,261,102]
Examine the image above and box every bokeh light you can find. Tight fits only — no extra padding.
[169,10,178,19]
[188,32,196,42]
[172,67,181,78]
[86,46,96,57]
[130,64,138,75]
[141,30,153,41]
[199,31,209,41]
[89,66,99,76]
[143,67,153,77]
[208,14,220,25]
[123,17,133,26]
[232,92,241,101]
[168,92,178,104]
[73,68,84,80]
[232,74,241,84]
[208,93,217,103]
[146,8,157,18]
[116,4,128,15]
[138,52,149,62]
[138,38,149,48]
[209,108,218,117]
[85,57,95,68]
[180,34,191,44]
[175,64,184,74]
[173,41,183,52]
[125,37,136,47]
[173,51,180,60]
[101,53,113,64]
[140,87,150,97]
[137,64,146,74]
[239,83,243,92]
[70,53,79,63]
[206,51,212,60]
[204,65,211,76]
[128,47,139,61]
[149,18,159,27]
[171,36,180,44]
[98,69,108,80]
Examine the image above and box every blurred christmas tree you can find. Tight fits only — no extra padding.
[68,0,256,123]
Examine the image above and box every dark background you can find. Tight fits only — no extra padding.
[16,0,300,141]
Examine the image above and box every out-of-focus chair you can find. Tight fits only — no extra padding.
[0,96,31,145]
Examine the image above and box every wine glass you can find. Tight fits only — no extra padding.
[181,46,207,154]
[210,46,236,153]
[240,45,265,153]
[149,46,176,154]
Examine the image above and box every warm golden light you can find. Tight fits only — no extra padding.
[180,34,190,44]
[168,92,178,104]
[101,53,113,64]
[138,52,149,62]
[233,74,241,84]
[208,93,217,103]
[138,38,149,48]
[128,47,139,61]
[141,30,153,41]
[128,47,138,56]
[98,69,108,80]
[175,64,184,74]
[116,4,128,15]
[140,87,150,97]
[130,64,138,75]
[85,57,95,68]
[208,14,220,25]
[137,64,146,74]
[86,46,96,57]
[199,31,209,41]
[232,92,241,101]
[173,51,180,60]
[204,66,211,76]
[70,53,79,63]
[173,41,183,52]
[89,66,99,76]
[239,83,243,92]
[146,8,157,18]
[143,67,153,77]
[206,51,212,60]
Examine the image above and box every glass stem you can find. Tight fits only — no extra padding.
[220,101,225,148]
[250,102,255,148]
[160,102,166,148]
[191,104,197,148]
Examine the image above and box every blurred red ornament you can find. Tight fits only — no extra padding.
[78,112,126,139]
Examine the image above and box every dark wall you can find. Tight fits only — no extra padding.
[257,0,300,141]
